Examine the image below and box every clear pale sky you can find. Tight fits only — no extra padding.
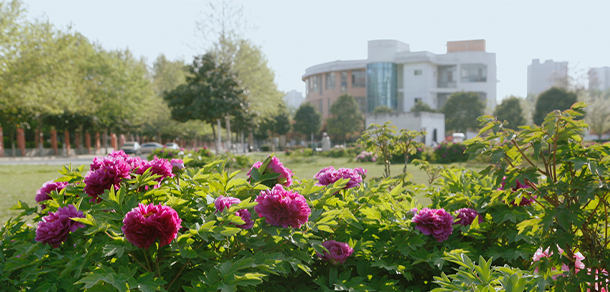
[24,0,610,103]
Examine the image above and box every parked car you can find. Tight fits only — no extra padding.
[165,142,179,150]
[140,142,164,154]
[120,142,141,155]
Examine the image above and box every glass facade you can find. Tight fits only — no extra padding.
[366,63,397,112]
[325,72,335,90]
[340,71,348,92]
[461,64,487,82]
[352,70,366,88]
[437,65,457,88]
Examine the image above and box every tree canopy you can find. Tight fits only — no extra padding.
[533,87,577,125]
[494,96,525,130]
[441,92,485,133]
[326,94,364,144]
[293,103,321,137]
[164,53,247,149]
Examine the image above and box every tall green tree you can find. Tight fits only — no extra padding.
[164,53,246,153]
[273,103,291,136]
[326,94,364,144]
[442,92,485,133]
[494,96,525,130]
[533,87,577,125]
[197,1,283,126]
[293,103,321,141]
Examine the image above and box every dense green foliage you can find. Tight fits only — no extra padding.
[442,92,485,133]
[326,94,364,144]
[494,96,526,130]
[532,87,577,126]
[293,103,322,138]
[410,100,437,113]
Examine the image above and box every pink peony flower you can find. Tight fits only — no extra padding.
[247,156,293,187]
[35,180,69,208]
[317,240,354,265]
[122,203,182,249]
[498,177,537,206]
[170,159,185,172]
[532,246,585,279]
[214,196,254,229]
[314,166,364,189]
[135,157,174,182]
[412,208,454,242]
[83,157,132,202]
[454,208,483,226]
[354,167,367,180]
[35,205,85,248]
[255,184,311,228]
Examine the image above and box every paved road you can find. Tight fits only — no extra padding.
[0,154,149,166]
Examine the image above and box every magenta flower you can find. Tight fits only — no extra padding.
[317,240,354,265]
[314,166,363,189]
[170,159,185,172]
[354,167,367,180]
[214,196,254,229]
[247,156,293,187]
[498,177,537,206]
[454,208,483,226]
[83,157,131,201]
[532,246,585,279]
[35,205,85,248]
[412,208,454,242]
[35,180,69,208]
[122,203,182,249]
[255,184,311,228]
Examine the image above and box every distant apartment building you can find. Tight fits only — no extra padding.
[589,67,610,91]
[527,59,568,96]
[302,39,497,119]
[283,90,304,109]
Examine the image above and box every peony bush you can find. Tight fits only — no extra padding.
[1,104,609,291]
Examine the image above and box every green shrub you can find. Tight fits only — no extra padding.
[260,145,271,152]
[432,142,468,163]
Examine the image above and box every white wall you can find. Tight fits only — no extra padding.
[527,59,568,96]
[365,112,445,146]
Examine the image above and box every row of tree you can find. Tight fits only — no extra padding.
[0,0,286,154]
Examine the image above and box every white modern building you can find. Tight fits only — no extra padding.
[283,90,304,109]
[527,59,568,96]
[302,39,497,118]
[365,112,445,146]
[589,67,610,91]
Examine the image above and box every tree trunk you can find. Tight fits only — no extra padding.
[103,129,109,155]
[212,120,219,154]
[225,115,231,152]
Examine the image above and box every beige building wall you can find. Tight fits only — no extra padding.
[303,69,366,119]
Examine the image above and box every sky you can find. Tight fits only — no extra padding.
[24,0,610,103]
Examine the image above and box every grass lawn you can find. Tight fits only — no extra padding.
[0,165,66,224]
[0,153,485,224]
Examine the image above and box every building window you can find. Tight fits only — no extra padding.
[318,99,323,114]
[310,75,322,95]
[437,65,457,88]
[414,97,422,104]
[437,93,451,109]
[352,70,366,88]
[366,63,397,112]
[341,71,348,92]
[433,129,438,143]
[325,72,335,90]
[461,64,487,82]
[414,69,422,76]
